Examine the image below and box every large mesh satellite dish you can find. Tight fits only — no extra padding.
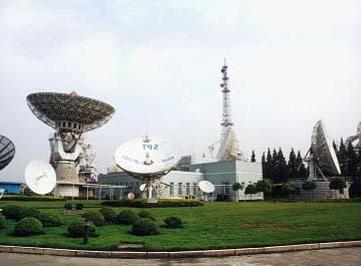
[0,135,15,171]
[25,160,56,195]
[310,120,341,177]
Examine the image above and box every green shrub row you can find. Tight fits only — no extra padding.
[2,205,62,227]
[101,199,204,208]
[1,195,65,201]
[64,203,83,210]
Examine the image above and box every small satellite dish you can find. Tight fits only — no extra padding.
[0,135,16,171]
[114,135,179,176]
[198,180,215,194]
[25,160,56,195]
[127,192,135,200]
[139,183,146,192]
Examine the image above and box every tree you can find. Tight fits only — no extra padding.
[261,152,266,178]
[302,180,317,200]
[281,182,300,199]
[245,184,257,199]
[287,148,297,179]
[346,142,358,177]
[296,150,308,178]
[275,148,288,183]
[251,151,256,162]
[337,138,348,176]
[329,177,347,195]
[255,179,273,197]
[232,182,244,201]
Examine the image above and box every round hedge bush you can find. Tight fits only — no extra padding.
[82,210,105,226]
[164,216,183,229]
[116,210,139,225]
[2,205,23,220]
[138,210,155,221]
[37,212,62,227]
[100,207,117,223]
[13,217,44,236]
[0,213,5,229]
[131,218,159,236]
[18,207,42,220]
[67,220,98,238]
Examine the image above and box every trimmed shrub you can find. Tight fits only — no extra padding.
[82,210,105,226]
[37,212,62,227]
[1,195,64,201]
[164,216,183,229]
[100,207,117,223]
[64,203,73,210]
[2,205,23,220]
[67,220,98,238]
[138,210,155,221]
[131,218,159,236]
[116,210,139,225]
[18,207,42,220]
[13,217,44,236]
[75,203,84,210]
[102,199,204,208]
[0,213,5,229]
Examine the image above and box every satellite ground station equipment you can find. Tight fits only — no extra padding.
[0,135,15,172]
[198,180,215,201]
[345,121,361,150]
[27,91,115,197]
[25,160,56,195]
[302,120,341,180]
[114,135,179,203]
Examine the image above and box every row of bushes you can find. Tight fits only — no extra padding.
[64,203,84,210]
[1,195,65,201]
[101,199,204,208]
[83,208,183,236]
[2,205,62,227]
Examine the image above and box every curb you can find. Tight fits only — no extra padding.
[0,241,361,259]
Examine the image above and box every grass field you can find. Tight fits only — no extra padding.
[0,200,360,251]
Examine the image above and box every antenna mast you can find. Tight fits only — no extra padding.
[220,59,233,150]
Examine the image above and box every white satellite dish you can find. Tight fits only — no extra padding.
[127,192,135,200]
[114,135,179,176]
[114,135,179,203]
[198,181,215,194]
[139,183,146,192]
[25,160,56,195]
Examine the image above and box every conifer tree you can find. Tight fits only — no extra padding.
[346,142,357,177]
[288,148,297,179]
[251,150,256,162]
[338,138,348,175]
[261,152,266,178]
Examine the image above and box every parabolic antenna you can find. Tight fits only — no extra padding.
[25,160,56,195]
[139,183,146,192]
[114,135,179,177]
[311,120,341,176]
[198,180,215,194]
[27,92,115,132]
[0,135,15,171]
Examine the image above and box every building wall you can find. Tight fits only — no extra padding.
[98,160,263,201]
[0,182,23,194]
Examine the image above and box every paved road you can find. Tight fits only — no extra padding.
[0,247,360,266]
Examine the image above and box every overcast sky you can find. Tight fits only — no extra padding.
[1,0,361,182]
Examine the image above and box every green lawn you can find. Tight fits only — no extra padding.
[0,200,360,251]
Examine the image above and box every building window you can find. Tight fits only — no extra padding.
[193,183,197,195]
[178,182,183,196]
[186,183,190,195]
[170,182,174,196]
[224,182,230,195]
